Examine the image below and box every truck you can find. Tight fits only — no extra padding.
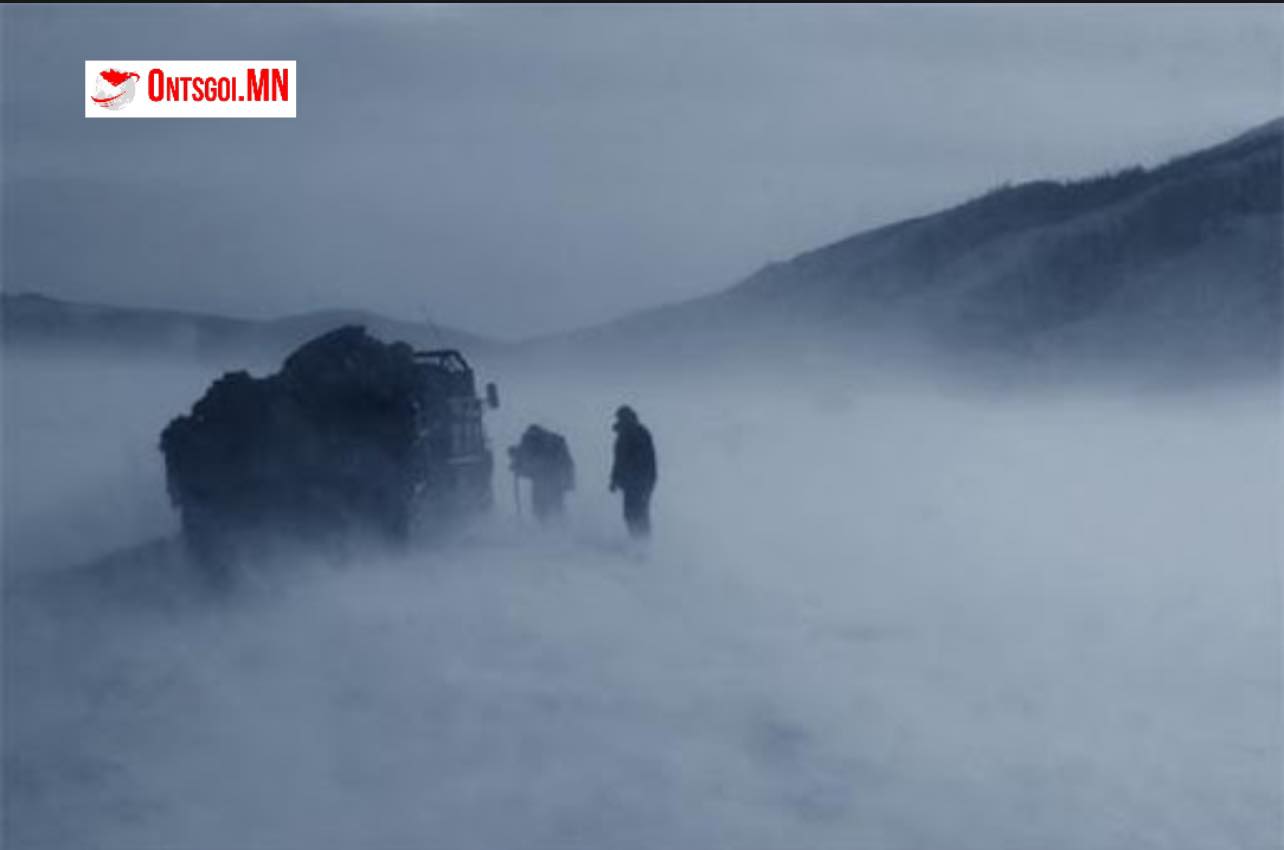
[160,325,498,569]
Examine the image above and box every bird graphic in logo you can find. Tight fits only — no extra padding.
[91,69,140,110]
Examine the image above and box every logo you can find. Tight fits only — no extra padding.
[90,69,140,110]
[85,61,296,119]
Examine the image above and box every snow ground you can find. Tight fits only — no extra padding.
[3,352,1280,849]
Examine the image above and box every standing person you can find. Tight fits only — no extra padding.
[609,405,657,539]
[509,424,575,524]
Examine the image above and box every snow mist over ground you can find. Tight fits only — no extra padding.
[3,351,1281,850]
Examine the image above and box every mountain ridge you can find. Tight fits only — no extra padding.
[6,117,1280,379]
[0,291,495,367]
[526,116,1282,376]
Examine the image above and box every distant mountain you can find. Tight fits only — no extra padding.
[8,119,1280,382]
[1,293,493,367]
[538,118,1282,377]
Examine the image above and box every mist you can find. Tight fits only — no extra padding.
[5,2,1281,846]
[4,348,1279,850]
[5,4,1280,337]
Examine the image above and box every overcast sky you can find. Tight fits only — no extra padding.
[3,4,1281,338]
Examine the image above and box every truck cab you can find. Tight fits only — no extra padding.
[411,349,497,529]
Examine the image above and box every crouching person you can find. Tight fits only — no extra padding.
[509,424,576,524]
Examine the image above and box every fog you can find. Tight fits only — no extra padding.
[3,350,1281,849]
[6,4,1281,337]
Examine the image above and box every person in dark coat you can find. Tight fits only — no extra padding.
[609,405,657,538]
[509,424,575,523]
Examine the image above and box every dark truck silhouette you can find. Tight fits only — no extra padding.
[160,325,496,568]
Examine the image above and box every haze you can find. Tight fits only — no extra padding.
[2,5,1281,849]
[3,4,1281,336]
[5,351,1280,849]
